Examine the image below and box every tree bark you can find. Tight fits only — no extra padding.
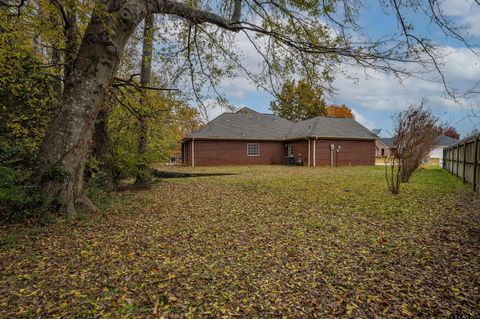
[64,4,78,80]
[50,47,62,97]
[36,8,143,216]
[135,14,154,186]
[93,108,116,191]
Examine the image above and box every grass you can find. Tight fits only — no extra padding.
[1,165,479,318]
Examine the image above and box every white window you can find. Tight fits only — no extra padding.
[247,143,260,156]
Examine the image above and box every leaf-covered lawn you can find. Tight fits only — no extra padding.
[1,166,479,318]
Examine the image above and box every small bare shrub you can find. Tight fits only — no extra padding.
[384,156,401,194]
[385,103,442,193]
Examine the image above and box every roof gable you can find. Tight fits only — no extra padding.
[236,107,259,114]
[187,110,293,140]
[379,137,395,148]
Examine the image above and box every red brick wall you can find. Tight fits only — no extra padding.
[313,139,375,166]
[182,140,286,166]
[182,139,375,166]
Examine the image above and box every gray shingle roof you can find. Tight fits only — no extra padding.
[436,135,458,147]
[186,108,377,141]
[287,116,377,140]
[187,109,293,140]
[379,135,458,148]
[379,137,395,148]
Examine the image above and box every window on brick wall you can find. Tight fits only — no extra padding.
[247,143,260,156]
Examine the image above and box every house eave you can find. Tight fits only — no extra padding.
[182,137,286,142]
[182,135,377,142]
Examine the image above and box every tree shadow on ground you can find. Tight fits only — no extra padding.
[116,169,237,191]
[151,169,237,179]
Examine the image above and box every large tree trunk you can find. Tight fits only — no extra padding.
[93,108,116,191]
[64,4,78,80]
[135,15,154,186]
[36,10,142,216]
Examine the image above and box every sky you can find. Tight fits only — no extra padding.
[202,0,480,138]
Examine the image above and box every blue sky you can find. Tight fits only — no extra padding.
[204,0,480,138]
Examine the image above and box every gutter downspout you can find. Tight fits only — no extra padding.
[192,138,195,167]
[330,144,334,167]
[307,138,310,167]
[313,137,316,167]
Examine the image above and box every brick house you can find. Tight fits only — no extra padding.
[375,137,394,157]
[181,107,377,166]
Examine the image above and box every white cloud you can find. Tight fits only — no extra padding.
[441,0,480,36]
[233,31,265,73]
[194,99,230,122]
[333,46,480,113]
[205,104,226,121]
[194,99,260,122]
[442,47,480,81]
[215,30,271,99]
[441,0,475,15]
[351,109,375,129]
[220,76,261,99]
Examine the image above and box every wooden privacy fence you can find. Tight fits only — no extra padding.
[443,135,480,192]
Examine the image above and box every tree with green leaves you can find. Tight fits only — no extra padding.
[270,79,327,121]
[0,13,57,168]
[107,89,200,183]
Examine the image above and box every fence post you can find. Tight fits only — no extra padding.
[456,144,459,177]
[442,148,446,169]
[473,137,479,192]
[451,147,454,173]
[462,142,467,183]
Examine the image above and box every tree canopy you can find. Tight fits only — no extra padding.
[326,105,355,119]
[270,79,327,121]
[270,81,357,121]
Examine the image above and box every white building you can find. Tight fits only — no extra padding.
[430,135,458,166]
